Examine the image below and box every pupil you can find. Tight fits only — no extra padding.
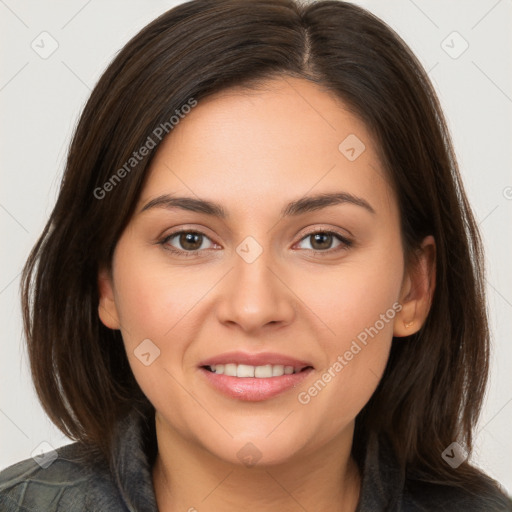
[181,232,201,250]
[312,233,331,250]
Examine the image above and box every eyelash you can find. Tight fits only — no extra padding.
[158,228,353,257]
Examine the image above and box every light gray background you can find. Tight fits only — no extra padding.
[1,0,511,495]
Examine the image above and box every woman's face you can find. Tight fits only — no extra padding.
[99,77,422,466]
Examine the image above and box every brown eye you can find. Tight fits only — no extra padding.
[161,230,215,255]
[296,230,352,254]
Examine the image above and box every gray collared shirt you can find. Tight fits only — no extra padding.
[1,410,511,511]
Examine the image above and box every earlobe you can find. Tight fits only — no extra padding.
[393,235,436,337]
[97,266,120,330]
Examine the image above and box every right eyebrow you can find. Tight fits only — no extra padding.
[140,195,227,217]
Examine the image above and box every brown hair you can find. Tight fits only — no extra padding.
[21,0,499,496]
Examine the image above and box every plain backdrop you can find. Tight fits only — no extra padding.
[1,0,511,495]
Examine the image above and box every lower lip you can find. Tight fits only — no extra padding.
[199,367,313,401]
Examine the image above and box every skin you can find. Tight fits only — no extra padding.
[98,76,436,511]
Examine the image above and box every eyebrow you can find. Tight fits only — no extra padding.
[140,191,376,218]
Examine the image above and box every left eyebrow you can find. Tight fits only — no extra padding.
[281,192,376,217]
[139,191,376,218]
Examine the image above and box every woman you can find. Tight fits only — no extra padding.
[1,0,510,510]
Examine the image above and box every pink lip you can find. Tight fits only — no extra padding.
[199,367,314,401]
[198,351,313,369]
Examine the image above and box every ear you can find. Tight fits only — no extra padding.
[393,235,436,337]
[98,265,121,330]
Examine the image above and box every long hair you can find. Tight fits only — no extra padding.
[22,0,495,494]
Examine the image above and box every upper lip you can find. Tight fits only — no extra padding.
[198,351,314,369]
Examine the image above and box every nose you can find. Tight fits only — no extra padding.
[215,245,296,333]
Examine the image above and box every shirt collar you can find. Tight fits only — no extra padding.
[110,408,158,512]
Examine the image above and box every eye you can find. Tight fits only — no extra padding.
[160,230,216,256]
[295,229,352,254]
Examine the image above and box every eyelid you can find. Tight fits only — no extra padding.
[298,225,352,243]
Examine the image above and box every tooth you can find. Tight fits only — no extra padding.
[208,363,305,378]
[237,364,255,377]
[224,363,237,377]
[272,365,284,377]
[254,365,273,378]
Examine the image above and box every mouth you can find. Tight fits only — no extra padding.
[198,353,315,401]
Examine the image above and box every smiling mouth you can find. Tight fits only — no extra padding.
[202,363,313,378]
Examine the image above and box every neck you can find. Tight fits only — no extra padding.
[152,413,361,512]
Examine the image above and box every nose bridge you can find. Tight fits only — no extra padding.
[216,234,295,331]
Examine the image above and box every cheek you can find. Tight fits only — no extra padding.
[291,241,403,345]
[110,253,191,424]
[110,242,221,408]
[112,241,207,343]
[291,242,403,426]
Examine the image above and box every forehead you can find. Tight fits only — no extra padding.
[139,77,395,221]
